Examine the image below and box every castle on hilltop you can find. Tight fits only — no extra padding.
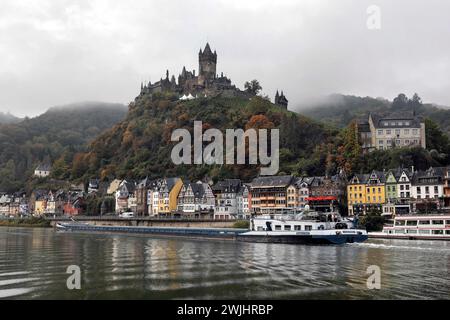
[139,43,288,108]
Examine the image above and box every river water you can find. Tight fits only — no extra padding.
[0,227,449,299]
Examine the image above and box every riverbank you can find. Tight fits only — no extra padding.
[0,217,51,228]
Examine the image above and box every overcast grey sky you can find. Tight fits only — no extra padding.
[1,0,450,116]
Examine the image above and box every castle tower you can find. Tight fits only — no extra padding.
[199,43,217,84]
[275,90,288,109]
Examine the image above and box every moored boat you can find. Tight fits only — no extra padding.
[370,213,450,240]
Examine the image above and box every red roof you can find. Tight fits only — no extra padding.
[306,196,337,201]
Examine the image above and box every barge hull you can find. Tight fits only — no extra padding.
[237,234,368,245]
[56,223,246,240]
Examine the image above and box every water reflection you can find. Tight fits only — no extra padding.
[0,227,449,299]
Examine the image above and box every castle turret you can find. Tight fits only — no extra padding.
[275,90,288,109]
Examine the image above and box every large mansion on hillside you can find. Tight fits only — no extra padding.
[358,112,426,153]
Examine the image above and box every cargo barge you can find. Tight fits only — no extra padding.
[56,222,246,240]
[56,208,368,245]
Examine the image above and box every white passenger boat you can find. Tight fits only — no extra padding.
[370,214,450,240]
[237,208,368,245]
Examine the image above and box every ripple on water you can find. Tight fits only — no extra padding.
[1,228,450,299]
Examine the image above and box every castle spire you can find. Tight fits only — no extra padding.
[203,42,213,55]
[166,70,169,80]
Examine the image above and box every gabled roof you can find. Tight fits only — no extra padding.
[412,167,446,185]
[349,174,370,184]
[35,163,51,171]
[251,175,294,188]
[370,112,422,128]
[296,177,314,187]
[212,179,242,193]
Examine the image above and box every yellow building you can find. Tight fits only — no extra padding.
[347,174,368,216]
[34,200,47,216]
[158,178,183,215]
[365,171,386,205]
[348,171,387,215]
[287,184,298,208]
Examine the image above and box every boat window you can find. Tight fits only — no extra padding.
[284,225,291,231]
[275,225,282,231]
[419,220,430,225]
[446,220,450,225]
[406,220,417,226]
[395,230,405,234]
[294,225,301,231]
[407,230,417,234]
[305,225,312,231]
[419,230,431,234]
[257,227,264,231]
[446,230,450,235]
[432,220,444,225]
[432,230,444,235]
[395,220,406,226]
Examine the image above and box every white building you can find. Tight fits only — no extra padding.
[212,179,241,220]
[236,184,251,219]
[177,181,215,214]
[411,168,445,200]
[397,169,413,200]
[34,164,51,178]
[296,177,313,210]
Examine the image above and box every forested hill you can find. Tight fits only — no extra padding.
[0,112,22,124]
[68,93,336,183]
[0,102,127,192]
[300,93,450,136]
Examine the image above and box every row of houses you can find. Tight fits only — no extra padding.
[107,173,347,219]
[0,189,86,217]
[2,166,449,218]
[347,167,450,216]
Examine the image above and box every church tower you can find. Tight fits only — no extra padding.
[198,43,217,84]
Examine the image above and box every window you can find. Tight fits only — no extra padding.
[432,220,444,225]
[425,187,429,194]
[284,225,291,231]
[386,129,391,135]
[417,187,421,194]
[378,130,383,135]
[294,225,301,231]
[395,220,406,226]
[434,186,438,193]
[432,230,444,235]
[404,129,410,134]
[379,140,384,145]
[406,220,417,226]
[413,129,418,135]
[305,225,312,231]
[275,225,282,230]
